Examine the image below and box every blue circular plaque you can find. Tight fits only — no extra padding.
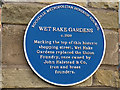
[24,2,106,86]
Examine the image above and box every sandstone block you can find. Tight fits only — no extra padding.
[73,77,92,87]
[2,3,47,25]
[88,8,118,30]
[88,2,118,11]
[93,69,120,88]
[2,25,27,65]
[2,67,92,88]
[73,2,87,7]
[102,30,118,65]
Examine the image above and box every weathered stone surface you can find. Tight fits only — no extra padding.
[73,2,87,7]
[2,3,118,29]
[88,8,118,30]
[3,0,88,3]
[2,25,118,65]
[2,3,47,25]
[93,69,120,88]
[1,2,86,24]
[74,77,92,87]
[2,67,55,88]
[102,30,118,65]
[2,66,92,88]
[119,29,120,43]
[0,8,1,29]
[2,25,27,65]
[99,64,118,71]
[88,2,118,11]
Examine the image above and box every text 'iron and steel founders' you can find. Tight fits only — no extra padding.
[24,3,106,86]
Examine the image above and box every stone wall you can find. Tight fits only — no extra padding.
[1,2,120,88]
[0,8,1,29]
[0,7,2,88]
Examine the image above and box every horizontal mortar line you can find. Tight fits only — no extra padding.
[2,23,28,26]
[101,64,118,66]
[100,64,119,70]
[100,64,119,67]
[2,65,30,69]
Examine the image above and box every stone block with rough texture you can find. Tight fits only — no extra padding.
[88,2,118,11]
[2,66,92,88]
[74,2,87,7]
[0,8,1,28]
[2,25,119,66]
[2,25,27,65]
[2,3,47,24]
[88,8,118,30]
[2,3,118,29]
[102,30,118,65]
[93,69,120,88]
